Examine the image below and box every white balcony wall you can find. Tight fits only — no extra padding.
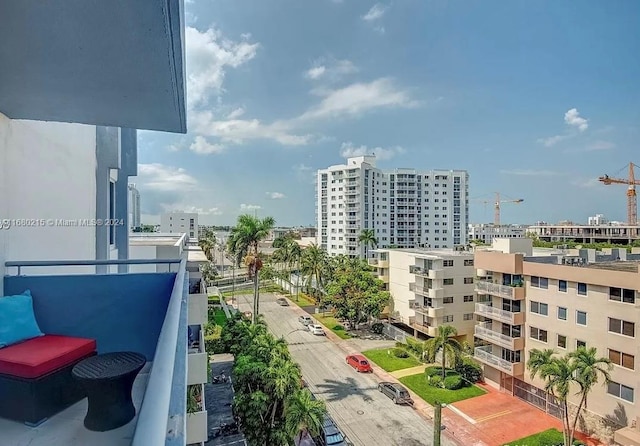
[0,114,98,288]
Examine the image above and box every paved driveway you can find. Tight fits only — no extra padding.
[236,292,455,446]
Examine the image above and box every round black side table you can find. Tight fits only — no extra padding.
[72,351,146,432]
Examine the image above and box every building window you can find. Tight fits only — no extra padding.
[463,295,474,303]
[576,340,586,348]
[531,276,549,289]
[576,311,587,326]
[558,280,567,292]
[530,301,548,316]
[443,315,454,323]
[530,327,548,342]
[463,313,474,321]
[557,335,567,349]
[443,278,454,285]
[109,181,116,246]
[464,277,474,284]
[609,349,635,370]
[557,307,567,320]
[443,260,454,267]
[443,296,454,304]
[607,381,634,403]
[577,283,587,296]
[609,318,635,337]
[609,287,636,304]
[464,259,474,266]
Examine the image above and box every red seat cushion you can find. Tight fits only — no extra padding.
[0,334,96,379]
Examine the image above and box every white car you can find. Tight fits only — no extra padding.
[308,324,326,336]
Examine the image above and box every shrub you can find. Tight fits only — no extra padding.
[392,348,409,358]
[371,322,384,334]
[455,356,483,384]
[443,375,464,390]
[406,337,424,356]
[425,366,442,378]
[427,375,443,388]
[395,342,406,349]
[333,324,345,331]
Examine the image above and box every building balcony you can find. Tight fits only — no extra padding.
[474,346,524,376]
[1,258,192,446]
[474,303,525,325]
[411,302,444,318]
[377,270,389,283]
[475,280,525,300]
[474,323,525,351]
[409,265,443,280]
[412,322,438,337]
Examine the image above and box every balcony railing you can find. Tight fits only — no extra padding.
[474,323,524,350]
[4,258,188,446]
[475,280,525,300]
[474,346,523,375]
[475,303,525,325]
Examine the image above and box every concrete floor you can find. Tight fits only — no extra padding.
[236,292,455,446]
[0,362,151,446]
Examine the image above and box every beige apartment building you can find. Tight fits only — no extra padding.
[372,248,477,341]
[474,238,640,445]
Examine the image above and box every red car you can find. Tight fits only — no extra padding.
[346,354,373,373]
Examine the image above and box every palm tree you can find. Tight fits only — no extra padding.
[198,230,216,261]
[285,389,326,445]
[287,241,303,301]
[422,325,462,380]
[227,214,275,324]
[527,347,612,446]
[301,244,329,299]
[358,229,378,259]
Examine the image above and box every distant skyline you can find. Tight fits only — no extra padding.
[133,0,640,227]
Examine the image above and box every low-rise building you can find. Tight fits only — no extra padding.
[371,248,477,341]
[161,212,198,239]
[468,223,527,244]
[473,238,640,445]
[528,222,640,245]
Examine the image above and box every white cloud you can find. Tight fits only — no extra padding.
[500,169,560,177]
[267,192,286,199]
[564,108,588,132]
[339,142,405,161]
[586,140,615,151]
[226,107,245,119]
[293,163,316,184]
[240,204,262,211]
[192,111,312,145]
[298,78,418,120]
[304,59,357,81]
[186,26,259,109]
[362,3,387,21]
[189,136,225,154]
[538,134,571,147]
[571,177,600,188]
[178,206,223,215]
[137,163,198,191]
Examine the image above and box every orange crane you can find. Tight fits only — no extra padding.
[475,192,524,225]
[598,162,640,225]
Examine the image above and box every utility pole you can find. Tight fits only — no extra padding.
[434,401,442,446]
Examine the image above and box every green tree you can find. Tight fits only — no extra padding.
[322,258,389,329]
[227,214,275,324]
[358,228,378,259]
[285,389,326,444]
[422,325,462,380]
[301,244,330,299]
[527,347,612,446]
[198,228,216,261]
[200,261,218,286]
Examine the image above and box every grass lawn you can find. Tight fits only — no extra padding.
[362,348,420,372]
[212,309,227,326]
[399,373,486,405]
[314,314,352,339]
[289,292,316,307]
[503,428,582,446]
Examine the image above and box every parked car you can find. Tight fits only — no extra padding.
[276,297,289,306]
[315,416,347,446]
[377,382,414,405]
[308,324,325,336]
[345,354,372,373]
[299,315,313,326]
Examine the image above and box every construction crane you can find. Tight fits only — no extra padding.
[474,192,524,226]
[598,162,640,225]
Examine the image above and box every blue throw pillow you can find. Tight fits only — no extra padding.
[0,290,44,348]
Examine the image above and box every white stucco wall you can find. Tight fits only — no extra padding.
[129,245,160,273]
[0,113,98,281]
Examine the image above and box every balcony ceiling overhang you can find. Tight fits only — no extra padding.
[0,0,186,133]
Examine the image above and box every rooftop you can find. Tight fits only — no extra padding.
[129,233,186,246]
[376,247,473,257]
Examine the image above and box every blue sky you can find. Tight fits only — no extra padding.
[135,0,640,227]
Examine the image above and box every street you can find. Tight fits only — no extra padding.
[235,292,455,446]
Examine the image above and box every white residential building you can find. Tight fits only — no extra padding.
[316,156,469,258]
[371,248,477,341]
[128,183,141,230]
[161,212,199,239]
[588,213,608,226]
[468,224,527,244]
